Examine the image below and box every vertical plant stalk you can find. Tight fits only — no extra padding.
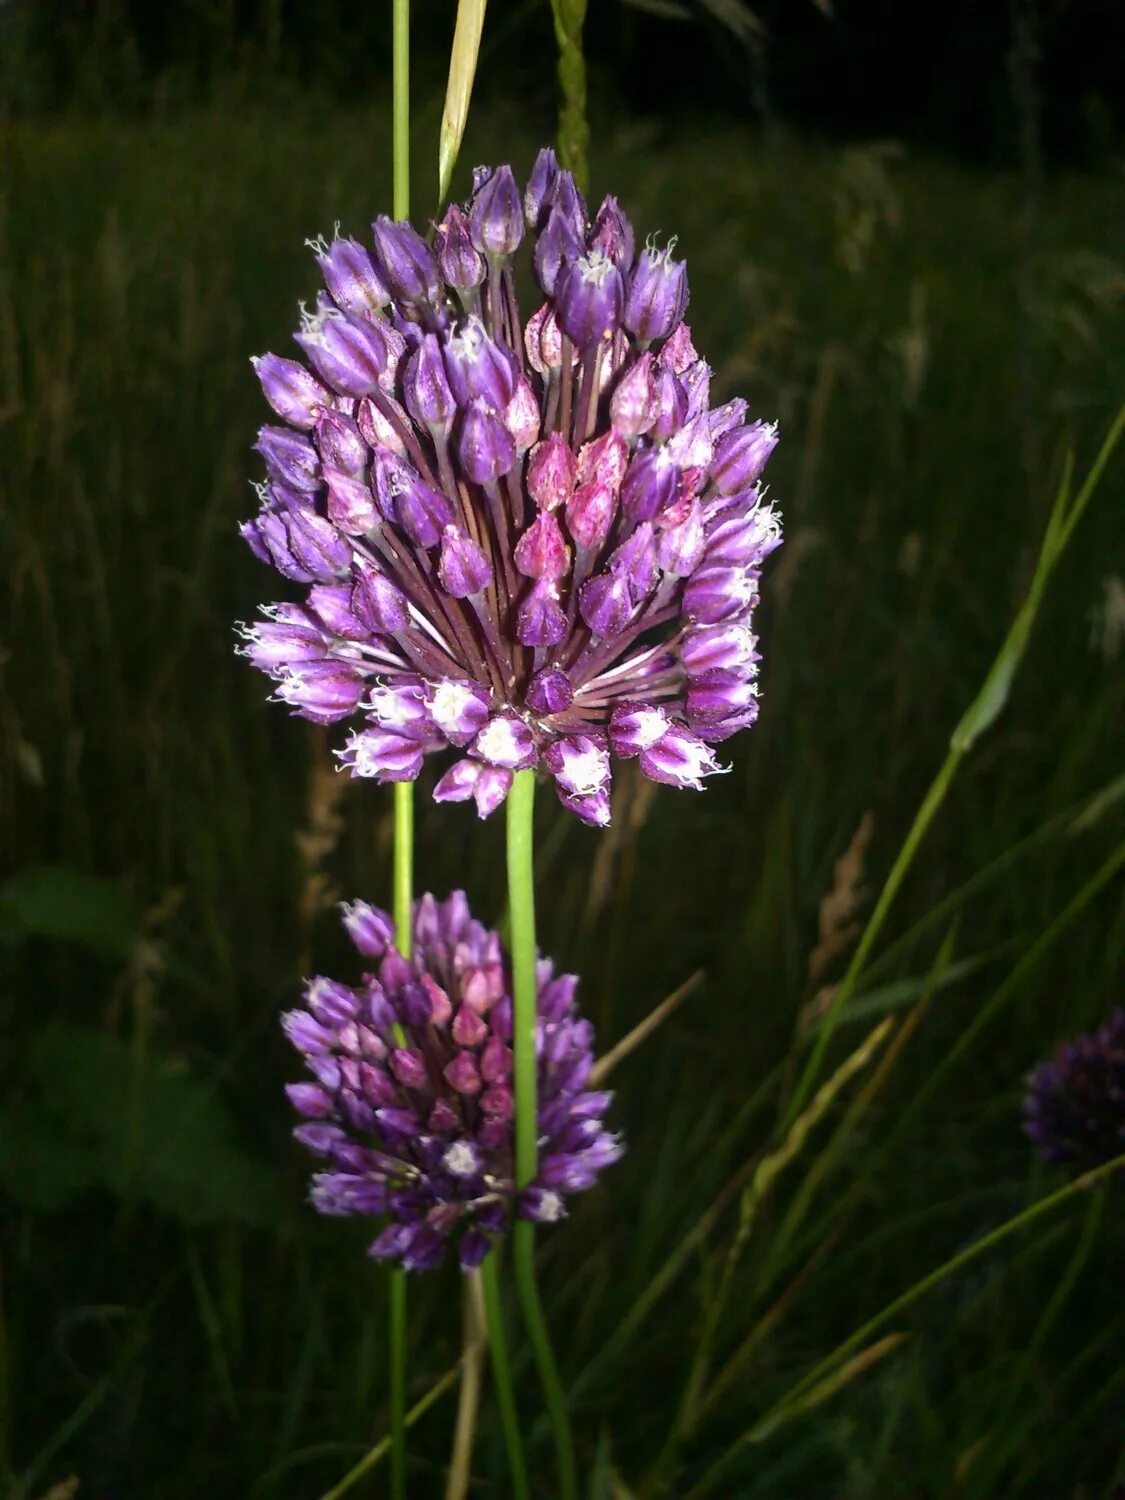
[389,4,412,1495]
[480,1254,532,1500]
[507,768,578,1500]
[548,0,589,190]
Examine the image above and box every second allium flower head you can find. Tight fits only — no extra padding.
[240,151,782,825]
[286,891,621,1270]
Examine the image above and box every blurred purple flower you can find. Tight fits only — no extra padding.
[1022,1008,1125,1179]
[284,891,622,1270]
[239,153,782,825]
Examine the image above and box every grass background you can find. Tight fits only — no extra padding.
[1,77,1124,1500]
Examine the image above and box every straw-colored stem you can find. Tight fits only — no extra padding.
[444,1272,487,1500]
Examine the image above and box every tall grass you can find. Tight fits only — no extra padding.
[1,96,1123,1497]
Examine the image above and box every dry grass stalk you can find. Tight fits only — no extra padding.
[765,1331,908,1433]
[799,811,875,1033]
[591,969,706,1086]
[34,1481,81,1500]
[443,1270,488,1500]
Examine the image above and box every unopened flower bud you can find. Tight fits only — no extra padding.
[256,426,321,491]
[371,215,441,305]
[610,353,656,438]
[504,376,540,452]
[534,207,583,296]
[517,580,567,646]
[469,165,525,257]
[656,497,705,575]
[284,508,352,580]
[435,204,486,293]
[403,334,456,431]
[526,432,577,511]
[352,565,409,633]
[514,511,568,580]
[659,321,699,373]
[590,196,635,269]
[324,467,377,534]
[526,666,574,715]
[458,400,517,485]
[649,366,689,441]
[579,571,632,637]
[549,169,587,239]
[252,353,327,429]
[621,446,678,522]
[566,477,616,551]
[711,420,779,494]
[609,523,657,600]
[524,147,559,228]
[438,525,492,597]
[315,410,368,475]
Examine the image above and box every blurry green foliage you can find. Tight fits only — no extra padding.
[0,865,140,956]
[0,1023,281,1225]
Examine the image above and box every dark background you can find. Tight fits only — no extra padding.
[4,0,1125,162]
[1,2,1123,1498]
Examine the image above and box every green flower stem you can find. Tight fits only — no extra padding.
[393,781,414,953]
[389,4,412,1494]
[506,768,577,1500]
[480,1254,532,1500]
[388,1267,407,1500]
[393,0,411,223]
[507,769,539,1191]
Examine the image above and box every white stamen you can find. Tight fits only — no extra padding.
[579,249,614,287]
[560,745,608,795]
[431,680,476,728]
[443,1142,479,1178]
[535,1190,564,1222]
[476,718,525,766]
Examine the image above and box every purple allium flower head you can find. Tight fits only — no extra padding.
[240,164,782,825]
[285,892,622,1270]
[1022,1009,1125,1179]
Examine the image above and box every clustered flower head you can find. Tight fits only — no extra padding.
[1022,1008,1125,1180]
[284,890,622,1270]
[239,149,782,826]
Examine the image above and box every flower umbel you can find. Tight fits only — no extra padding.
[284,891,622,1269]
[1022,1008,1125,1179]
[240,151,782,825]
